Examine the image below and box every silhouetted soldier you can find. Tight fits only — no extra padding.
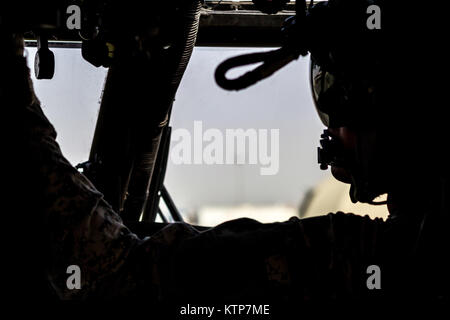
[2,0,449,306]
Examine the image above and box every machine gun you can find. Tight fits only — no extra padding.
[75,0,203,224]
[2,0,315,224]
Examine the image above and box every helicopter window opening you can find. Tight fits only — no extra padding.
[166,47,331,225]
[26,45,388,227]
[26,47,108,167]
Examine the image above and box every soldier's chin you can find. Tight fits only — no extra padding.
[331,166,352,184]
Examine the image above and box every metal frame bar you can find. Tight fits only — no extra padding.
[24,1,299,48]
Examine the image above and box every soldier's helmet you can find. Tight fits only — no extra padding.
[308,0,448,206]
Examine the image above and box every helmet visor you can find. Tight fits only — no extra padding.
[310,61,332,127]
[310,58,380,128]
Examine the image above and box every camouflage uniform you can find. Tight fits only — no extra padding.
[10,55,443,303]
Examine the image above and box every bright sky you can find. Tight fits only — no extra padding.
[27,46,330,216]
